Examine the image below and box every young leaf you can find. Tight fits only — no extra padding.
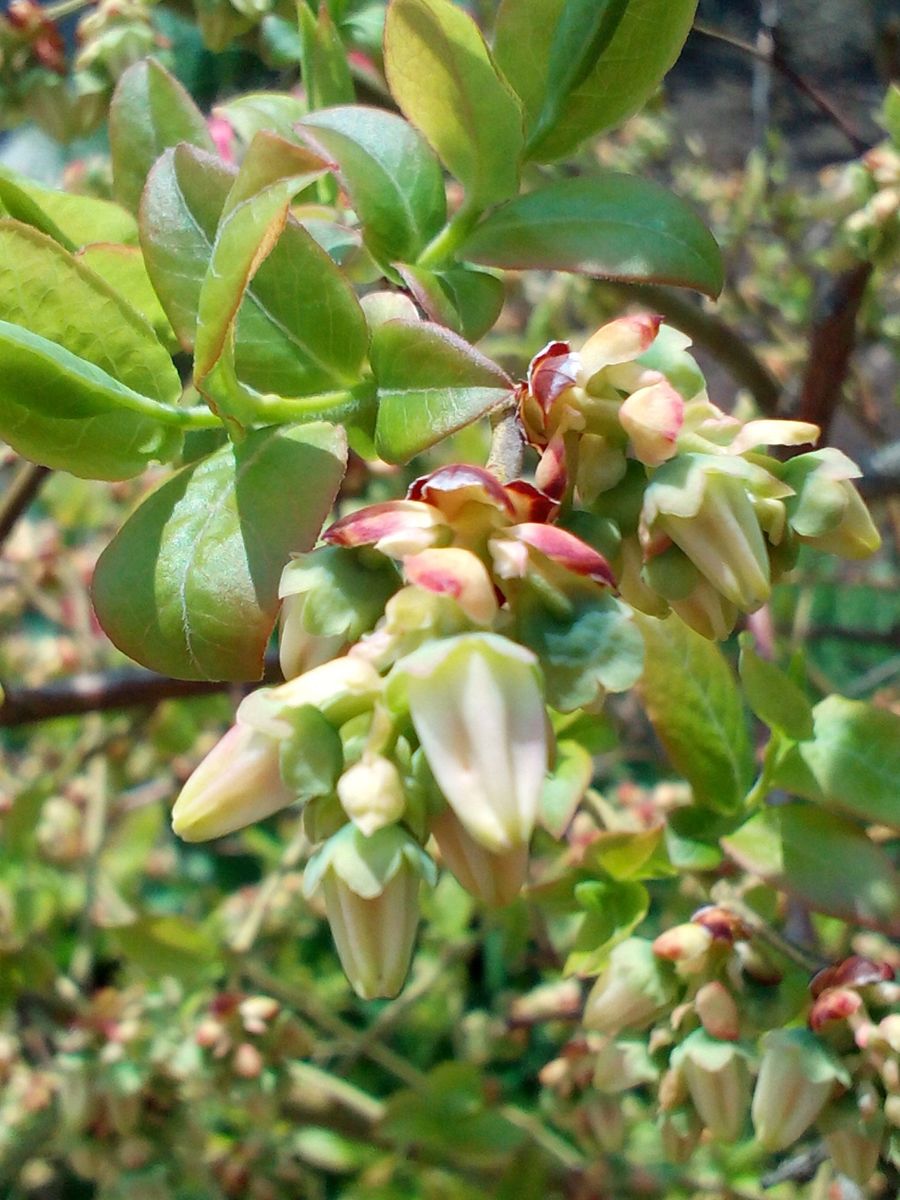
[495,0,698,161]
[0,168,139,250]
[0,219,180,404]
[397,264,505,342]
[788,696,900,831]
[539,738,593,838]
[634,614,753,813]
[92,423,348,681]
[298,106,447,264]
[737,633,814,741]
[565,880,650,976]
[215,93,308,146]
[372,319,512,463]
[194,133,368,421]
[723,806,900,935]
[462,175,723,297]
[110,57,215,212]
[0,321,182,479]
[384,0,524,209]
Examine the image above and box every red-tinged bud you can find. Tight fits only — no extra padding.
[653,923,714,974]
[579,314,663,384]
[691,906,752,944]
[810,956,895,998]
[618,380,684,467]
[584,940,676,1036]
[233,1042,264,1079]
[810,988,864,1033]
[751,1029,849,1151]
[671,1030,751,1142]
[238,996,279,1034]
[695,982,740,1041]
[403,547,498,625]
[492,522,617,589]
[430,806,528,907]
[324,499,448,557]
[508,979,582,1026]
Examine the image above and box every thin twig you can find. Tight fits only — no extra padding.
[0,462,50,548]
[693,21,870,154]
[0,655,282,726]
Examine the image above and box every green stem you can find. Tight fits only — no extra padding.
[743,734,783,810]
[416,202,483,269]
[44,0,94,19]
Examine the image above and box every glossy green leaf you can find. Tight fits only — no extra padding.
[785,696,900,830]
[0,220,180,404]
[398,264,504,341]
[0,167,138,249]
[298,105,447,263]
[92,423,347,681]
[634,614,753,812]
[883,83,900,147]
[588,826,673,881]
[279,706,345,800]
[110,57,215,212]
[738,634,814,741]
[75,243,179,351]
[215,93,308,145]
[372,319,511,462]
[0,321,182,479]
[495,0,698,160]
[565,879,649,975]
[723,805,900,935]
[462,175,723,296]
[384,0,524,208]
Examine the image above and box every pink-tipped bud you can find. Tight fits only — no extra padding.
[171,723,295,842]
[695,982,740,1041]
[403,547,498,625]
[619,381,684,467]
[653,923,714,974]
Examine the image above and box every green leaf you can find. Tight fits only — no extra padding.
[882,83,900,147]
[0,219,180,404]
[75,243,179,351]
[298,105,447,263]
[92,423,347,680]
[565,879,649,975]
[634,614,753,812]
[279,706,345,800]
[215,92,308,145]
[495,0,698,160]
[723,805,900,935]
[664,807,724,871]
[111,915,217,983]
[398,264,504,341]
[0,168,138,249]
[141,145,367,405]
[787,696,900,830]
[0,319,182,467]
[298,2,356,111]
[588,826,674,881]
[738,633,814,741]
[539,738,593,837]
[372,319,511,463]
[384,0,524,208]
[462,175,723,297]
[110,57,215,212]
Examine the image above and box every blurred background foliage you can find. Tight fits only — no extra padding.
[0,1,898,1198]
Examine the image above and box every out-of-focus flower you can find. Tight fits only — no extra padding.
[430,806,528,907]
[584,939,676,1036]
[671,1029,751,1142]
[751,1029,849,1151]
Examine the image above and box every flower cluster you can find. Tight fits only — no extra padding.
[519,315,880,640]
[171,312,881,1003]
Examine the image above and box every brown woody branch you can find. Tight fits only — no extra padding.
[0,462,51,548]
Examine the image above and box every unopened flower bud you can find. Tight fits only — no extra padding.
[825,1115,885,1186]
[233,1042,264,1079]
[303,824,436,1000]
[653,923,714,974]
[584,1093,626,1152]
[584,939,676,1036]
[695,982,740,1041]
[337,754,406,837]
[672,1030,751,1142]
[659,1107,702,1164]
[387,633,548,853]
[782,449,881,561]
[618,380,684,467]
[751,1029,848,1151]
[172,723,294,842]
[430,805,528,907]
[592,1037,657,1093]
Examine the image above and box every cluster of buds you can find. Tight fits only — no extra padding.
[518,315,880,640]
[75,0,161,85]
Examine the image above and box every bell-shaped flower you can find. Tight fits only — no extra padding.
[584,939,676,1035]
[237,655,383,740]
[172,722,295,842]
[386,633,548,854]
[430,805,528,907]
[642,454,790,612]
[671,1030,751,1142]
[781,448,881,559]
[337,753,406,837]
[303,824,436,1000]
[751,1029,848,1151]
